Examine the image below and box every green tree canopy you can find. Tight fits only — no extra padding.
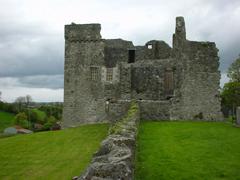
[227,56,240,82]
[221,81,240,109]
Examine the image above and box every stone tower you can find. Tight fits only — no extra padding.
[63,24,107,127]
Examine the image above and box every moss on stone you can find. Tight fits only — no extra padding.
[109,101,138,135]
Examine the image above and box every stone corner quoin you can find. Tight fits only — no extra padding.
[63,16,223,128]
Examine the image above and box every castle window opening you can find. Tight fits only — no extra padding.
[90,67,100,80]
[147,44,153,49]
[128,50,135,63]
[106,68,113,81]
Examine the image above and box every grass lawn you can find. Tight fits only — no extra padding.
[135,121,240,180]
[0,111,15,132]
[0,123,108,180]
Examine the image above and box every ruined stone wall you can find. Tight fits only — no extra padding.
[135,41,172,61]
[172,41,222,120]
[131,59,175,100]
[170,17,223,121]
[119,63,132,100]
[135,46,146,61]
[63,17,223,126]
[102,66,121,100]
[104,39,134,67]
[145,40,172,59]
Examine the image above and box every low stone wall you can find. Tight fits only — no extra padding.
[77,102,139,180]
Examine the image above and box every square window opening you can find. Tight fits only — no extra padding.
[91,67,100,81]
[147,44,153,49]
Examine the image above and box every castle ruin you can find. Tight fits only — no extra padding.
[63,17,223,127]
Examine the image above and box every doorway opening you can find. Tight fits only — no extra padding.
[128,50,135,63]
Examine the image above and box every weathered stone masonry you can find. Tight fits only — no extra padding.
[77,102,139,180]
[63,17,223,127]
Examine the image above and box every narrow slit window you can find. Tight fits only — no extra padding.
[91,67,99,81]
[106,68,113,81]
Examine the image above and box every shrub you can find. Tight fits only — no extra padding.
[0,102,18,114]
[227,115,236,124]
[14,112,29,129]
[43,116,57,130]
[39,105,62,120]
[28,111,38,123]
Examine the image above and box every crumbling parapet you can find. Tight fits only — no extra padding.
[77,102,139,180]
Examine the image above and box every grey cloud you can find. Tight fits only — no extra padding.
[0,22,64,77]
[0,0,240,92]
[18,75,64,89]
[0,75,63,89]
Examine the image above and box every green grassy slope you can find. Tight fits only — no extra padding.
[0,111,15,132]
[0,124,108,180]
[135,121,240,180]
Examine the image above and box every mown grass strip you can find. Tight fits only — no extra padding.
[135,121,240,180]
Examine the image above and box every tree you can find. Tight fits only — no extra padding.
[25,95,33,107]
[15,96,26,112]
[227,56,240,82]
[28,110,38,123]
[0,91,2,102]
[221,81,240,115]
[25,95,33,128]
[14,95,33,112]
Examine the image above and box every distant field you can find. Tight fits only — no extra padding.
[135,121,240,180]
[0,111,15,132]
[0,124,108,179]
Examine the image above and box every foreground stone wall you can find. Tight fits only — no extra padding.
[77,102,139,180]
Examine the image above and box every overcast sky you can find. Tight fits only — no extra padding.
[0,0,239,102]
